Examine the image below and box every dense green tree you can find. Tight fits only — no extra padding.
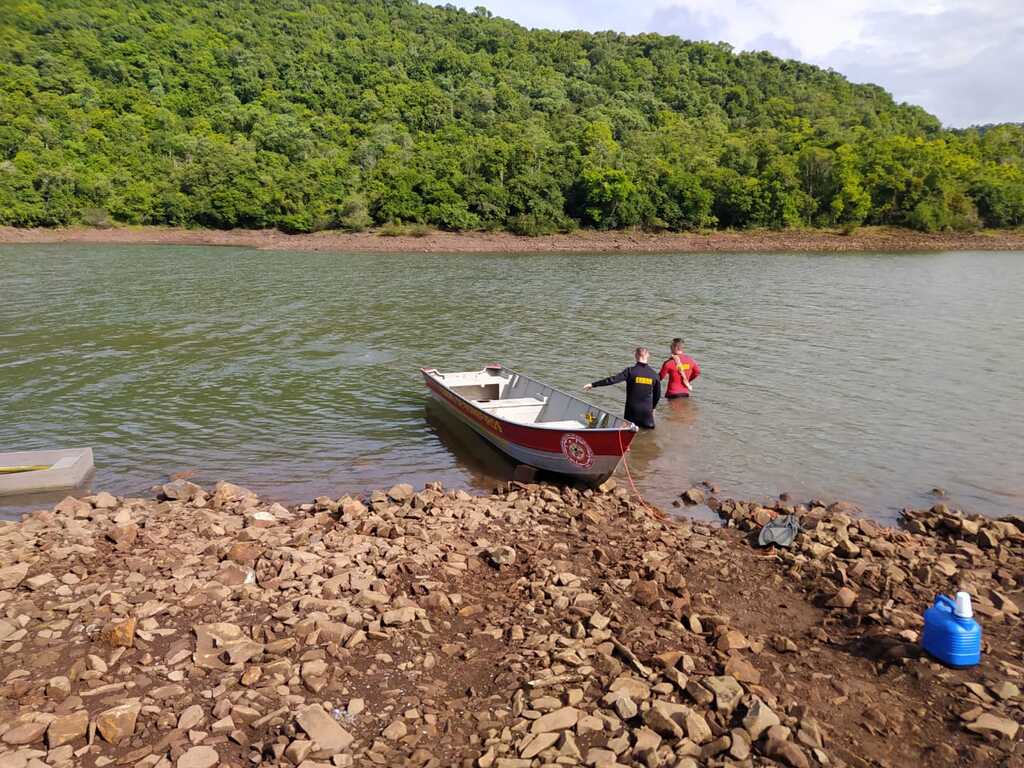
[0,0,1020,233]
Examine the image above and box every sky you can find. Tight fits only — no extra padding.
[443,0,1023,128]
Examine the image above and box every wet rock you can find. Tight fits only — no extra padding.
[387,483,415,503]
[682,488,705,505]
[162,478,203,500]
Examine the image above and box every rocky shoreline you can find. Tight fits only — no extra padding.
[0,480,1020,768]
[2,225,1024,253]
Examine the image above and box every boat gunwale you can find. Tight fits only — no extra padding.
[421,366,639,435]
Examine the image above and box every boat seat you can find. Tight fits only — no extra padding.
[475,396,547,409]
[539,420,589,429]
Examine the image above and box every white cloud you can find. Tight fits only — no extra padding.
[441,0,1023,127]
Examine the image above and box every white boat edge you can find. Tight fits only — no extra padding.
[0,448,95,497]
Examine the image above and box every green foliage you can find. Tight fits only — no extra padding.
[0,0,1021,233]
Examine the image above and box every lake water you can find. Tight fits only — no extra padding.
[1,245,1022,522]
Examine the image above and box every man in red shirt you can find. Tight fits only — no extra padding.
[659,338,700,398]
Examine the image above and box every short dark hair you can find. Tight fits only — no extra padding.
[671,337,684,351]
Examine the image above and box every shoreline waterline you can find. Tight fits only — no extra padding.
[2,224,1024,253]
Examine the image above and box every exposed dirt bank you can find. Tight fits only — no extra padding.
[2,226,1024,253]
[0,480,1020,768]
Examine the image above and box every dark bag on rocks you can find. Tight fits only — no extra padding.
[757,514,801,548]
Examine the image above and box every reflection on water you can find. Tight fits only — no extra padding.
[1,245,1022,523]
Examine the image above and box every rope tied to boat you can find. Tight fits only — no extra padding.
[616,428,665,520]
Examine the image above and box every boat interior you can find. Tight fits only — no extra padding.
[429,367,625,430]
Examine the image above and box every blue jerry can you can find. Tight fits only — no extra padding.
[921,592,982,668]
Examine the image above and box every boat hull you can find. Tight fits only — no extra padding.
[0,448,94,497]
[423,369,635,481]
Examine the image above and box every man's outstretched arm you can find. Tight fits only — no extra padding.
[583,368,629,390]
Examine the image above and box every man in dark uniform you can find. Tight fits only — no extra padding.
[584,347,662,429]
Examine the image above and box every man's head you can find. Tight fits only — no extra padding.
[671,337,684,354]
[634,347,649,363]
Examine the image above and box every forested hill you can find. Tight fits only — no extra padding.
[1,0,1022,233]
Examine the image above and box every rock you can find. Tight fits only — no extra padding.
[285,741,313,765]
[724,656,761,685]
[584,748,618,766]
[682,488,705,505]
[382,607,418,625]
[226,541,263,564]
[705,676,744,714]
[521,732,559,759]
[90,490,118,508]
[988,681,1020,701]
[614,696,638,720]
[96,701,141,744]
[178,705,206,731]
[530,707,579,734]
[2,722,47,746]
[743,697,780,740]
[47,711,88,748]
[387,483,414,502]
[684,710,712,744]
[296,705,354,755]
[633,579,660,607]
[46,676,71,700]
[965,713,1019,740]
[716,629,748,652]
[161,478,202,500]
[829,587,858,609]
[487,546,516,566]
[177,746,219,768]
[0,562,29,589]
[797,719,824,750]
[381,719,408,741]
[107,523,138,549]
[99,616,137,648]
[729,728,752,760]
[765,738,810,768]
[643,701,686,738]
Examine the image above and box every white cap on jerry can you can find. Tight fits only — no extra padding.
[954,591,974,618]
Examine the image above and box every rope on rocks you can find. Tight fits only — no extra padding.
[617,427,664,520]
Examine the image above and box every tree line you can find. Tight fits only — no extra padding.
[1,0,1022,234]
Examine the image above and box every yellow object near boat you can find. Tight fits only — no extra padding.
[0,465,51,474]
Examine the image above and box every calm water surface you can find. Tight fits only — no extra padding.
[1,245,1022,522]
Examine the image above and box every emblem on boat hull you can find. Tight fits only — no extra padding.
[560,433,594,469]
